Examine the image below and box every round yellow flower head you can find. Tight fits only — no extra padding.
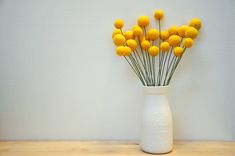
[138,15,150,27]
[132,25,143,36]
[174,47,184,57]
[114,19,124,29]
[112,29,122,38]
[178,25,189,37]
[154,10,164,20]
[126,39,137,50]
[168,26,178,35]
[141,40,151,50]
[116,46,125,56]
[113,34,126,46]
[160,42,170,52]
[160,31,169,41]
[124,31,134,40]
[148,46,159,56]
[146,29,159,40]
[185,27,198,39]
[140,36,147,42]
[183,38,194,48]
[168,35,181,47]
[189,18,202,30]
[123,46,132,56]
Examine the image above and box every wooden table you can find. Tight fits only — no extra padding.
[0,141,235,156]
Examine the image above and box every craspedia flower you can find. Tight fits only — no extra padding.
[113,34,126,46]
[116,46,125,56]
[178,25,188,38]
[112,29,122,38]
[168,26,178,35]
[154,10,164,20]
[160,42,170,52]
[146,29,159,40]
[124,31,134,40]
[173,47,184,57]
[141,40,151,50]
[138,15,150,27]
[132,25,143,36]
[189,18,202,30]
[114,19,124,29]
[126,39,137,50]
[148,46,159,56]
[168,35,181,47]
[183,38,194,48]
[123,46,132,56]
[185,27,198,39]
[160,31,169,41]
[140,36,147,42]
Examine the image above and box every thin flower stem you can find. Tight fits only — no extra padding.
[167,56,181,85]
[152,56,156,85]
[147,52,153,85]
[134,50,145,68]
[163,56,176,85]
[167,47,187,84]
[129,55,147,85]
[135,51,150,84]
[123,56,144,85]
[157,20,162,86]
[143,27,152,84]
[163,47,173,84]
[150,40,156,86]
[137,37,150,85]
[128,56,146,85]
[160,51,168,85]
[130,54,147,85]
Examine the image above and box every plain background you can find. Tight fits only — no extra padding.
[0,0,235,141]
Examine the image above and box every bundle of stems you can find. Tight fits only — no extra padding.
[122,30,185,86]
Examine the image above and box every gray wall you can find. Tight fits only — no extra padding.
[0,0,235,140]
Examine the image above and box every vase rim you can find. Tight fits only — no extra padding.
[143,85,169,94]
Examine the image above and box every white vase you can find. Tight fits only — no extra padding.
[140,86,173,154]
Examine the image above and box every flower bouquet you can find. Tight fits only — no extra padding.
[112,10,202,154]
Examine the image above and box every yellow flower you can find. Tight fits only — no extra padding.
[141,40,151,50]
[140,36,147,41]
[154,10,164,20]
[113,34,126,46]
[160,42,170,52]
[123,46,132,56]
[116,46,125,56]
[138,16,150,27]
[112,29,122,38]
[160,31,169,41]
[114,19,124,29]
[178,25,188,37]
[168,35,181,47]
[132,25,143,36]
[126,39,137,50]
[146,29,159,40]
[173,47,184,57]
[189,18,202,30]
[183,38,194,48]
[168,26,178,35]
[148,46,159,56]
[124,31,134,40]
[185,27,198,39]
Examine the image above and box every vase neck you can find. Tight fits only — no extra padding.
[143,86,169,95]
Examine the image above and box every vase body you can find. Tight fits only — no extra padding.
[140,86,173,154]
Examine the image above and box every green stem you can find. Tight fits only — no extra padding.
[124,56,144,85]
[130,54,147,85]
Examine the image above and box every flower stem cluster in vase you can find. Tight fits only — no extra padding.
[112,10,202,86]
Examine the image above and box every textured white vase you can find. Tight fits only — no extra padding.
[140,86,173,154]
